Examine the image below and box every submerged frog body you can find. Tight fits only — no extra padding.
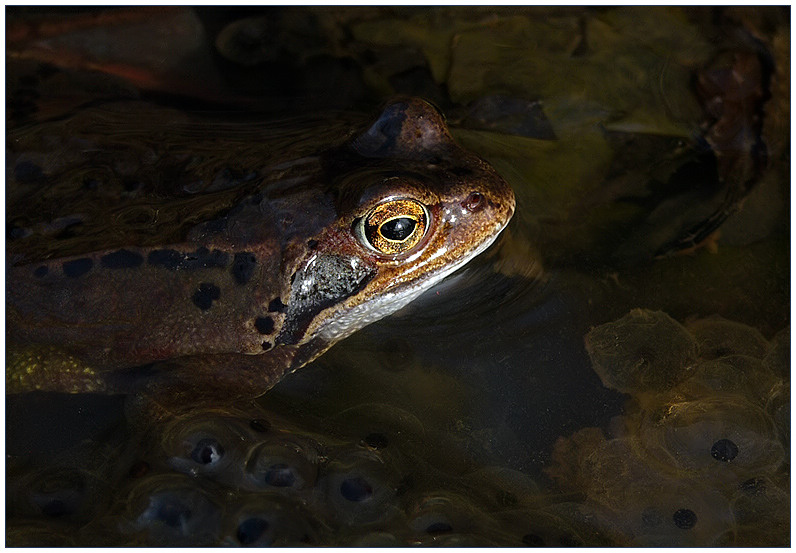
[7,98,515,400]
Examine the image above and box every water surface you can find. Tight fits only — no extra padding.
[6,6,789,546]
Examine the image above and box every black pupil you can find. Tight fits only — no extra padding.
[380,217,416,241]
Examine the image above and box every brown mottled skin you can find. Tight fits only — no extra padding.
[7,98,515,402]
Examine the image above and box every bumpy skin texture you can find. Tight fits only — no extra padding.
[7,98,515,401]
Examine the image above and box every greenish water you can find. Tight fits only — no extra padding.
[6,6,789,546]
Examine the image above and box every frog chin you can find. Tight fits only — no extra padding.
[316,222,508,344]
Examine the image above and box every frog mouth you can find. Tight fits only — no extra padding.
[412,219,509,292]
[316,219,511,344]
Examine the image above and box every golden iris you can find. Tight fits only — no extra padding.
[357,199,428,254]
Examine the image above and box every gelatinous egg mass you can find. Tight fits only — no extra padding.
[6,310,787,547]
[546,310,789,546]
[584,309,699,393]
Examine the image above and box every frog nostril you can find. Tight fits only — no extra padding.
[463,192,485,212]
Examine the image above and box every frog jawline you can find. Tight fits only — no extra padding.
[316,221,509,344]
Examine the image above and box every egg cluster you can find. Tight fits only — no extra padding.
[6,310,788,546]
[547,310,789,546]
[8,402,562,546]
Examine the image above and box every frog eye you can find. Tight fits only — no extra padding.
[355,199,429,255]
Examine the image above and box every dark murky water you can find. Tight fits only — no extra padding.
[6,6,789,546]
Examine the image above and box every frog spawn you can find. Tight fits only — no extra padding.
[6,401,553,546]
[547,310,789,546]
[6,312,788,546]
[9,396,632,546]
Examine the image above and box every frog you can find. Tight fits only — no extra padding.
[6,98,515,403]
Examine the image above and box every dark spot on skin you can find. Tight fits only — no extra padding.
[148,249,182,269]
[237,517,269,545]
[426,522,453,534]
[14,160,44,183]
[100,249,144,269]
[463,191,485,212]
[254,316,275,334]
[232,252,257,284]
[710,438,739,462]
[129,461,151,479]
[268,298,287,313]
[264,464,296,487]
[186,247,229,269]
[307,239,319,249]
[340,476,373,502]
[364,433,388,449]
[250,418,271,433]
[62,258,93,278]
[672,508,697,530]
[261,341,273,351]
[522,534,545,546]
[34,265,48,278]
[192,283,221,311]
[191,438,224,465]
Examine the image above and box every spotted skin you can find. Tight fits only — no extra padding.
[7,98,515,401]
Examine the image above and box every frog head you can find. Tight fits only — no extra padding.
[277,99,515,358]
